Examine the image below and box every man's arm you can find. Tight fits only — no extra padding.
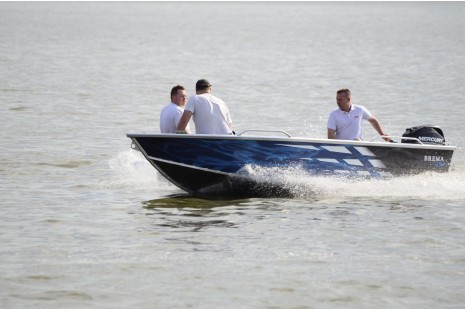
[327,128,336,139]
[368,116,390,141]
[176,110,193,133]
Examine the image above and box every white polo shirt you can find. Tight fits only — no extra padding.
[159,102,191,134]
[327,104,372,140]
[185,94,232,134]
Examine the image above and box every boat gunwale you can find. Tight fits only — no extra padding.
[126,133,457,151]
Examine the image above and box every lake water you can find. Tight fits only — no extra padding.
[1,2,465,308]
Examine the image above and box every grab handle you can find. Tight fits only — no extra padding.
[237,129,292,137]
[370,136,424,144]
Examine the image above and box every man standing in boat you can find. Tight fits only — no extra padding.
[160,85,191,134]
[327,88,390,141]
[176,79,233,135]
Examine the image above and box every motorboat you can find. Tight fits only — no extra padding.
[126,125,455,197]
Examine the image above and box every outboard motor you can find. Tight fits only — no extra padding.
[401,124,445,145]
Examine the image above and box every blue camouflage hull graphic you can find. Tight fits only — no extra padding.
[127,134,454,196]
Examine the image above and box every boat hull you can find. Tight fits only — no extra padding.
[127,133,455,197]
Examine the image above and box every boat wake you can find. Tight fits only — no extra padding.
[105,150,178,193]
[237,161,465,199]
[110,149,465,201]
[237,162,465,200]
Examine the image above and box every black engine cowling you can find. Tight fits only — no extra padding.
[401,125,445,145]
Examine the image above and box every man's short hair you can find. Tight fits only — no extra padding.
[337,88,351,97]
[195,79,212,91]
[170,85,185,98]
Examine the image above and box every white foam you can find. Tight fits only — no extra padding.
[104,150,174,191]
[238,164,465,200]
[104,150,465,200]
